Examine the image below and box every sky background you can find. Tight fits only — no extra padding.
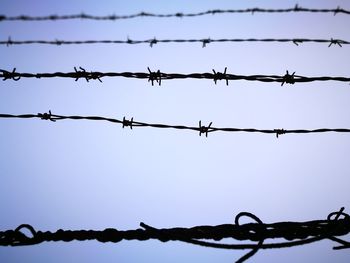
[0,0,349,262]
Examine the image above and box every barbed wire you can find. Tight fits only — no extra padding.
[1,37,348,48]
[1,111,350,138]
[0,208,349,263]
[1,68,349,85]
[1,5,350,22]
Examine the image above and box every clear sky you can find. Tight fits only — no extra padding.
[0,0,349,262]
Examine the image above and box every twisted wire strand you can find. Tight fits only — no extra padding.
[1,111,350,138]
[1,68,349,85]
[0,209,349,263]
[1,37,348,47]
[1,6,350,22]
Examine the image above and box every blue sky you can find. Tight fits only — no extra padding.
[0,0,350,262]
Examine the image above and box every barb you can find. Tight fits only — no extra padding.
[328,38,344,47]
[212,67,229,85]
[149,38,157,47]
[202,38,211,48]
[37,110,61,122]
[6,36,13,47]
[274,129,286,138]
[1,68,349,85]
[147,67,162,86]
[1,37,349,47]
[1,68,21,81]
[1,6,350,22]
[74,66,102,82]
[122,117,133,129]
[281,70,296,86]
[2,111,350,137]
[0,209,349,263]
[199,121,213,137]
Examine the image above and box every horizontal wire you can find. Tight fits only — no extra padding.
[1,37,348,47]
[1,6,350,22]
[1,111,350,138]
[0,209,349,263]
[1,68,349,85]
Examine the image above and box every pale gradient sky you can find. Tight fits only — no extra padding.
[0,0,349,262]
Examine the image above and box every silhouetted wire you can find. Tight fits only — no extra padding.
[1,111,350,138]
[1,208,349,263]
[1,37,347,48]
[1,68,350,85]
[1,5,349,22]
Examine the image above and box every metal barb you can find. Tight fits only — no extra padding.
[274,129,286,138]
[74,67,102,82]
[74,66,88,82]
[6,36,13,47]
[281,70,296,86]
[37,110,56,122]
[55,39,62,45]
[150,37,157,47]
[328,38,342,47]
[294,4,301,11]
[122,117,133,129]
[292,39,303,46]
[202,38,211,48]
[199,121,213,137]
[147,67,162,86]
[87,71,103,82]
[212,67,229,85]
[127,37,133,44]
[251,8,258,15]
[1,68,20,81]
[334,6,341,16]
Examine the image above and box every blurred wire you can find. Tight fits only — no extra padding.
[1,208,349,263]
[1,111,350,138]
[2,37,348,48]
[1,68,350,85]
[1,5,349,22]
